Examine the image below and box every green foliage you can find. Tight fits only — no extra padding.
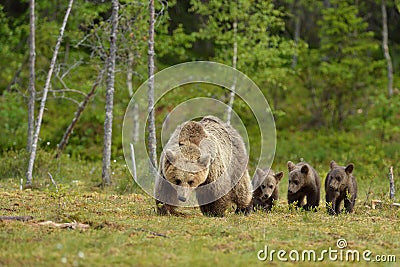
[0,92,27,150]
[316,0,383,127]
[366,93,400,141]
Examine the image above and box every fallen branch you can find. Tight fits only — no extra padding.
[0,216,34,222]
[371,199,400,209]
[37,220,89,230]
[133,228,168,238]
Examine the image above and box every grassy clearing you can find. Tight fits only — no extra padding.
[1,129,399,266]
[0,180,399,267]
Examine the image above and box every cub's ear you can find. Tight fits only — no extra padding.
[198,154,211,168]
[287,161,296,172]
[275,171,284,182]
[165,150,176,164]
[345,163,354,174]
[301,165,309,174]
[255,168,265,177]
[330,160,338,169]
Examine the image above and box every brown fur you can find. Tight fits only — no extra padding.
[249,168,283,212]
[325,160,357,215]
[287,161,321,211]
[155,116,252,217]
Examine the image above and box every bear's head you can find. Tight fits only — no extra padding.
[287,161,309,194]
[253,168,283,199]
[327,160,354,192]
[163,144,211,202]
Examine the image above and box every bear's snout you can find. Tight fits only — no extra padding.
[329,184,339,191]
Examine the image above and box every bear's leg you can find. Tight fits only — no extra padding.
[232,172,252,215]
[156,200,179,216]
[155,176,180,216]
[344,198,355,213]
[334,198,342,214]
[200,198,229,217]
[326,200,336,215]
[304,193,319,211]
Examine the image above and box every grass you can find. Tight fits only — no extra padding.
[0,128,399,266]
[0,178,399,266]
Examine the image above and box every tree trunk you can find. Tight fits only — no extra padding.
[27,0,36,152]
[225,18,237,125]
[291,0,301,69]
[127,50,139,144]
[381,0,394,98]
[127,50,134,97]
[147,0,157,170]
[26,0,74,186]
[55,63,106,158]
[133,102,139,144]
[102,0,119,187]
[389,166,395,199]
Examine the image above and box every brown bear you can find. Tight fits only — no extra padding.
[250,168,283,211]
[287,161,321,210]
[325,160,357,215]
[155,115,252,217]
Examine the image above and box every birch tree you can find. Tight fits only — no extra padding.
[381,0,394,98]
[102,0,119,186]
[147,0,157,169]
[225,17,237,125]
[26,0,74,186]
[27,0,36,152]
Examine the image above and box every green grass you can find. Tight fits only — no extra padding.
[1,129,399,266]
[0,179,399,266]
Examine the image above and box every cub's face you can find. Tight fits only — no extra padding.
[287,161,309,194]
[163,145,211,202]
[327,161,354,191]
[254,168,283,199]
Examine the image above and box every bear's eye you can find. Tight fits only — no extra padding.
[175,179,182,185]
[335,176,341,181]
[269,185,274,189]
[293,180,299,185]
[188,180,194,186]
[261,185,266,189]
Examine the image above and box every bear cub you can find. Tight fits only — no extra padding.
[250,168,283,211]
[287,161,321,210]
[325,160,357,215]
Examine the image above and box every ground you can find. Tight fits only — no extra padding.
[0,178,399,267]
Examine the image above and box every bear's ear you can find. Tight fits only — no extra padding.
[165,150,176,164]
[287,161,296,172]
[301,165,309,174]
[345,163,354,174]
[198,154,211,168]
[275,171,284,182]
[255,168,265,177]
[330,160,338,169]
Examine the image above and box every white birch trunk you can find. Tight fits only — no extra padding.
[27,0,36,152]
[147,0,157,169]
[381,0,394,98]
[26,0,74,186]
[102,0,119,186]
[225,19,237,125]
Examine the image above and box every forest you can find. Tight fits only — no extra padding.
[0,0,400,266]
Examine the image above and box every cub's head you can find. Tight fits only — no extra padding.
[287,161,310,194]
[162,144,211,202]
[253,168,283,199]
[327,160,354,191]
